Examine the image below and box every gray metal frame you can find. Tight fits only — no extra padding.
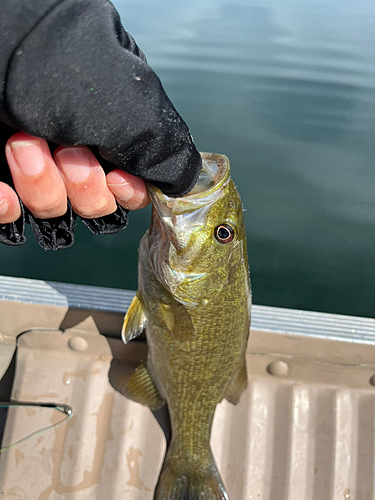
[0,274,374,343]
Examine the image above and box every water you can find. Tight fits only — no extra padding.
[0,0,374,318]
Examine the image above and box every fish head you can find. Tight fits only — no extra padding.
[147,153,248,306]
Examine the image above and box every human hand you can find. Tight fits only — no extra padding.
[0,132,150,225]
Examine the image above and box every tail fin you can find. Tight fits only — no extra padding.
[154,457,229,500]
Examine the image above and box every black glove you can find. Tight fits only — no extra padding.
[0,0,202,249]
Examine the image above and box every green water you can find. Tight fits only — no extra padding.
[1,0,374,318]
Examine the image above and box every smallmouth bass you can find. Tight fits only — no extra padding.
[122,153,251,500]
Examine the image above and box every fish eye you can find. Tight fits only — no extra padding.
[214,224,235,243]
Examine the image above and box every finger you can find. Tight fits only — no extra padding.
[54,146,117,218]
[0,182,22,224]
[5,132,67,219]
[106,170,150,210]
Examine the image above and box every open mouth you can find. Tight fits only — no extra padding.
[148,153,230,217]
[186,158,218,196]
[184,153,229,198]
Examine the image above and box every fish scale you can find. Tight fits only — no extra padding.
[122,153,251,500]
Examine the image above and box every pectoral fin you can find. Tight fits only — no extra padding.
[161,302,194,342]
[225,358,248,405]
[124,363,165,409]
[121,291,147,344]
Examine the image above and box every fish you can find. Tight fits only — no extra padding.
[122,153,251,500]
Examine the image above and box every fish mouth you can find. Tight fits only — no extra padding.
[147,153,230,216]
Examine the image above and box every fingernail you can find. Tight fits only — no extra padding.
[108,173,134,201]
[0,197,8,216]
[107,171,128,185]
[55,148,94,182]
[10,140,45,176]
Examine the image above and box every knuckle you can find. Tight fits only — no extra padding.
[73,197,115,218]
[25,196,66,218]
